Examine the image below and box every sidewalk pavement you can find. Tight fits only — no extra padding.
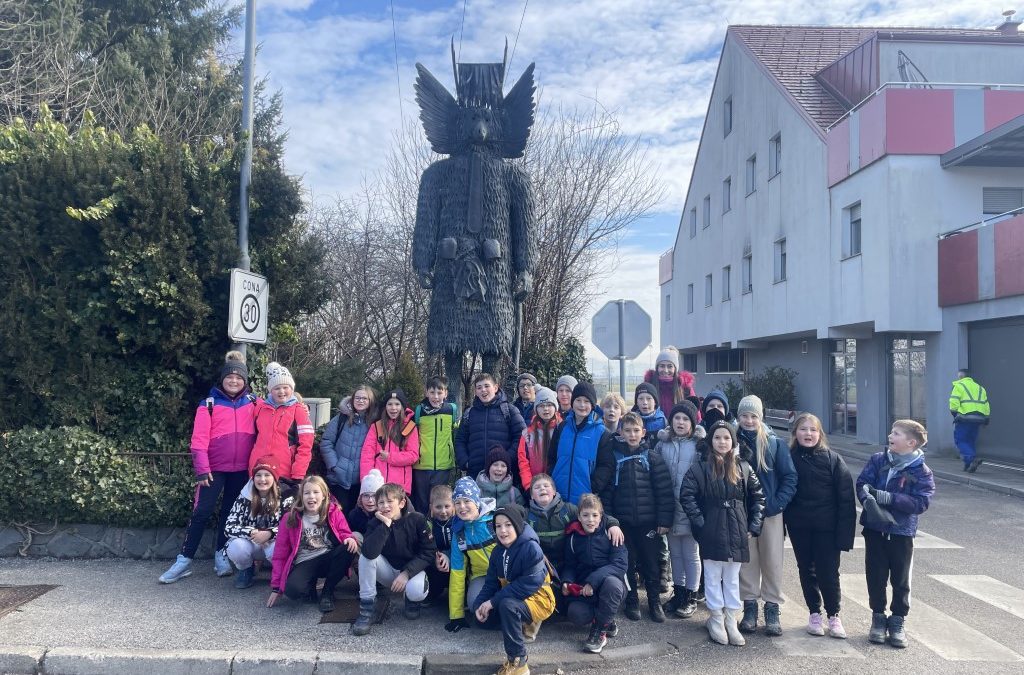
[829,436,1024,500]
[0,558,689,674]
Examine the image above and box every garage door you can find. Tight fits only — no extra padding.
[969,317,1024,465]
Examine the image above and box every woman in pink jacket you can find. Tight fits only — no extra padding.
[268,476,359,612]
[159,351,257,584]
[360,389,420,494]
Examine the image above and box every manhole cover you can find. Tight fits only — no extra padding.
[318,597,361,624]
[0,584,57,619]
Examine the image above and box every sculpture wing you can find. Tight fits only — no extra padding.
[415,63,458,155]
[499,63,536,159]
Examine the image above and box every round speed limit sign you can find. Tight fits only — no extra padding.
[240,293,260,333]
[229,269,268,343]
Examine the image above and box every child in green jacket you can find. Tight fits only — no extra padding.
[412,376,459,513]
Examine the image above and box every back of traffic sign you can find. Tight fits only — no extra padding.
[228,269,268,344]
[591,300,652,360]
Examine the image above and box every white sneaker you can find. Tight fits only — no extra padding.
[828,614,847,639]
[159,555,193,584]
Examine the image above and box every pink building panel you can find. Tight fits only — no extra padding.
[994,215,1024,299]
[983,90,1024,131]
[885,89,954,154]
[827,118,850,186]
[858,92,886,166]
[937,230,978,307]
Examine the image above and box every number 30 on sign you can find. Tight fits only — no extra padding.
[228,269,269,344]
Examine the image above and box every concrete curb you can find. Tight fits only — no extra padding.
[0,646,423,675]
[422,640,677,674]
[833,445,1024,500]
[0,642,677,675]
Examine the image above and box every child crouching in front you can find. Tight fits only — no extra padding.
[351,483,436,636]
[856,419,935,649]
[426,484,455,605]
[562,493,627,654]
[268,476,358,612]
[223,456,293,589]
[445,477,497,634]
[472,505,556,675]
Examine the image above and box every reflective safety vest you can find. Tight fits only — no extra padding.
[949,377,990,417]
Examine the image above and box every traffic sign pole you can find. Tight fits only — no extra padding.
[617,300,626,397]
[235,0,256,358]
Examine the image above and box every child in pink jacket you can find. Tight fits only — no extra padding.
[159,351,256,584]
[360,389,420,494]
[268,476,359,612]
[248,362,314,499]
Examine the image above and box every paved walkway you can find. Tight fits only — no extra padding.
[828,436,1024,500]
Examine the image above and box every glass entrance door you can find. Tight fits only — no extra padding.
[831,339,857,435]
[890,336,927,427]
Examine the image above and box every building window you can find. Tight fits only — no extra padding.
[723,97,733,137]
[722,177,731,213]
[663,294,671,321]
[682,353,698,373]
[843,202,862,258]
[769,133,781,178]
[704,274,713,307]
[687,284,694,314]
[745,155,756,195]
[707,348,745,374]
[774,238,787,283]
[702,195,711,229]
[721,265,731,301]
[689,208,697,239]
[742,253,752,294]
[889,336,927,428]
[983,187,1024,217]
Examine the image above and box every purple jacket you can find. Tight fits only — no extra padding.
[855,451,935,537]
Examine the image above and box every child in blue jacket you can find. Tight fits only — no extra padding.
[561,493,627,654]
[856,419,935,650]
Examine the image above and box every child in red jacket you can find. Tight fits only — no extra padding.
[248,362,314,500]
[268,476,359,612]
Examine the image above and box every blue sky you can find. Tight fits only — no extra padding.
[244,0,999,371]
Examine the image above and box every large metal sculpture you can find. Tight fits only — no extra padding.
[412,44,538,403]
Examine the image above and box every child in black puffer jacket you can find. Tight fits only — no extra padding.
[680,421,765,647]
[561,493,628,654]
[600,413,674,624]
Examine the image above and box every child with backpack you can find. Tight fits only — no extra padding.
[517,387,561,490]
[785,413,856,638]
[160,351,256,584]
[856,419,935,649]
[267,476,358,612]
[320,384,377,513]
[351,482,436,635]
[426,484,456,604]
[680,421,766,646]
[248,362,314,501]
[653,400,704,619]
[411,377,459,514]
[360,389,420,494]
[601,412,674,623]
[472,505,556,675]
[223,456,294,589]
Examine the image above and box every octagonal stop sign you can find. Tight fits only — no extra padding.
[591,300,652,360]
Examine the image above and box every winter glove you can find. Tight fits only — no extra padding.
[444,618,470,633]
[865,485,893,505]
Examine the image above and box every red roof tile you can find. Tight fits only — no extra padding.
[729,25,1014,130]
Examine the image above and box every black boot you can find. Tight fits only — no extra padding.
[676,588,697,619]
[647,586,666,623]
[318,588,336,613]
[739,600,758,633]
[663,584,685,615]
[624,591,641,621]
[350,598,374,636]
[403,596,421,620]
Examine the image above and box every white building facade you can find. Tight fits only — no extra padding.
[660,23,1024,462]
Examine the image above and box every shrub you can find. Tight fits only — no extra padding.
[742,366,798,410]
[717,379,744,414]
[3,426,193,528]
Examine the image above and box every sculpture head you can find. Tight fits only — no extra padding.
[414,41,536,158]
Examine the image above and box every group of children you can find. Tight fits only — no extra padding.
[166,347,935,675]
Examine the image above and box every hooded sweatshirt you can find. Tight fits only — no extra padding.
[471,524,556,624]
[448,498,497,619]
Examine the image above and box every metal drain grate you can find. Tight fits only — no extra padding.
[0,584,57,619]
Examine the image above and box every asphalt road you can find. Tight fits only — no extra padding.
[2,456,1023,674]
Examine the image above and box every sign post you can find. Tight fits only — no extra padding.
[591,299,652,397]
[228,268,268,344]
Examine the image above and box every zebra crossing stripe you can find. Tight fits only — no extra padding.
[931,575,1024,621]
[843,575,1024,662]
[783,530,960,550]
[772,594,865,658]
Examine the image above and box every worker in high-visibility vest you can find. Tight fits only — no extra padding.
[949,369,990,473]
